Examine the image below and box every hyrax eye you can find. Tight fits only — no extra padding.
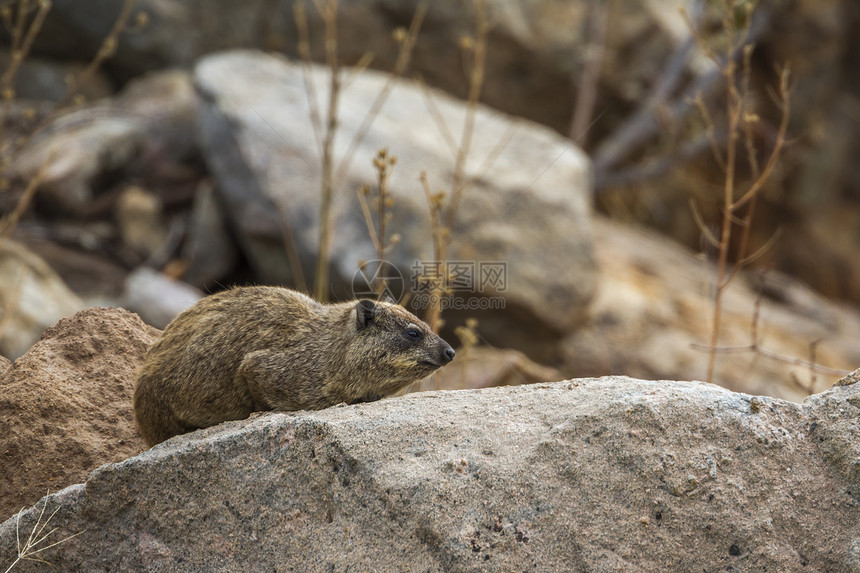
[404,327,423,340]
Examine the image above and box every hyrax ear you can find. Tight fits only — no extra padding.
[356,299,378,330]
[380,291,396,304]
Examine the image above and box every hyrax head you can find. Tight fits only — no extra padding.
[351,298,455,396]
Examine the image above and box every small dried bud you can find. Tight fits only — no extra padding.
[392,28,407,43]
[135,11,149,28]
[99,38,117,58]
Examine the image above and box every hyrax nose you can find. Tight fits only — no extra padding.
[442,345,456,363]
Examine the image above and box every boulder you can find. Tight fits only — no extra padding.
[0,241,86,359]
[414,346,561,392]
[11,69,198,215]
[0,51,113,102]
[122,267,203,328]
[18,0,680,133]
[0,307,156,521]
[194,49,595,345]
[1,374,858,571]
[562,216,860,402]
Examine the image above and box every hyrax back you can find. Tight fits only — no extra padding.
[133,286,455,446]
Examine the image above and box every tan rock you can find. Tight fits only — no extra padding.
[561,216,860,401]
[0,241,86,359]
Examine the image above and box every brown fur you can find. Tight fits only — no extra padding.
[133,286,455,446]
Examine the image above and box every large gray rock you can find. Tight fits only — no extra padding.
[194,50,595,344]
[2,375,859,571]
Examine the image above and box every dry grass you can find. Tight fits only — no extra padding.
[682,1,845,389]
[683,0,792,383]
[4,496,83,572]
[415,0,515,331]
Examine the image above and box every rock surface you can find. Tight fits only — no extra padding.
[194,49,595,344]
[0,307,155,521]
[562,216,860,402]
[11,69,198,215]
[2,374,859,571]
[0,241,87,359]
[121,267,203,329]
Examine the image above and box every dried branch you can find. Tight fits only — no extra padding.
[420,170,448,331]
[569,0,612,145]
[295,0,426,301]
[592,5,772,187]
[445,0,488,233]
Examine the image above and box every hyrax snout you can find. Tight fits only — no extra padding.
[133,286,455,446]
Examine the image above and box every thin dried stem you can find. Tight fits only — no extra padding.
[703,0,792,384]
[5,497,84,573]
[731,67,791,211]
[314,0,341,302]
[593,4,772,183]
[689,199,720,249]
[569,0,612,145]
[356,149,400,295]
[0,148,52,239]
[275,202,309,294]
[57,0,137,110]
[692,342,850,378]
[331,2,426,190]
[420,171,447,331]
[295,0,324,153]
[298,0,425,301]
[693,93,726,171]
[418,77,458,158]
[0,0,50,152]
[445,0,488,233]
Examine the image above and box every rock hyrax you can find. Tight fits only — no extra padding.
[133,286,455,446]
